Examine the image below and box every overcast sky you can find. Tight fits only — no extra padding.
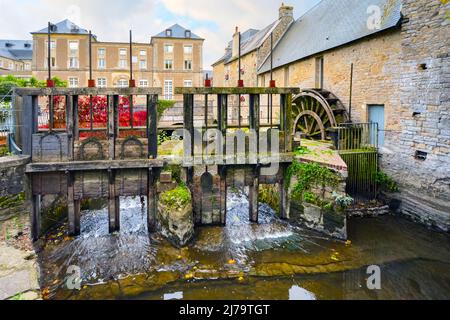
[0,0,321,68]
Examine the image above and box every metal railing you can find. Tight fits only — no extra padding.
[329,122,379,201]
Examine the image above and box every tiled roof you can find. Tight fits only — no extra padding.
[153,24,203,40]
[259,0,402,73]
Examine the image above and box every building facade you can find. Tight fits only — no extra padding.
[213,0,450,231]
[30,20,204,100]
[0,40,33,78]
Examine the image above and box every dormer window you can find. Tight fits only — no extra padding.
[185,30,191,38]
[166,29,172,37]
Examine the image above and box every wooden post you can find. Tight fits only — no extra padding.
[217,94,228,158]
[249,94,260,154]
[279,164,290,220]
[21,95,38,156]
[67,171,80,236]
[73,95,79,143]
[147,168,157,232]
[31,194,41,241]
[183,94,194,158]
[249,167,259,223]
[280,94,293,153]
[108,170,120,233]
[108,95,118,160]
[219,166,227,226]
[66,95,74,161]
[147,94,158,159]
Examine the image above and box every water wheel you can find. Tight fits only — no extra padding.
[292,89,349,140]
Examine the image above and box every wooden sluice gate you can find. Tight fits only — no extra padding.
[14,86,299,241]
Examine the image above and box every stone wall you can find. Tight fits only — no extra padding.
[380,0,450,231]
[0,156,30,221]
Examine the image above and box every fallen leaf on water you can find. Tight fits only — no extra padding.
[185,273,194,280]
[238,277,245,282]
[345,240,352,246]
[228,259,236,265]
[331,255,339,262]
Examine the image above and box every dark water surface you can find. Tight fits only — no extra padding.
[38,191,450,300]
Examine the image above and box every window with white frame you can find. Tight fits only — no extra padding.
[98,58,106,69]
[164,59,173,70]
[139,79,149,87]
[25,63,31,70]
[183,80,192,87]
[164,80,173,100]
[69,41,79,56]
[97,78,107,88]
[0,60,3,68]
[68,77,79,88]
[119,48,127,56]
[139,60,147,70]
[184,60,192,70]
[8,62,13,70]
[69,57,79,68]
[117,79,128,88]
[184,45,193,54]
[98,48,106,56]
[119,59,127,68]
[140,50,147,56]
[164,44,173,54]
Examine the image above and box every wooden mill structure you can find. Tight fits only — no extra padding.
[14,86,299,241]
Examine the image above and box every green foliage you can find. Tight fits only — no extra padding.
[294,146,312,156]
[160,185,191,211]
[286,161,340,200]
[158,131,171,145]
[0,75,67,102]
[157,100,175,120]
[0,146,11,157]
[332,192,354,209]
[375,171,399,193]
[165,165,182,183]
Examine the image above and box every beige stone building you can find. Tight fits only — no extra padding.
[213,0,450,231]
[31,20,204,100]
[0,40,33,78]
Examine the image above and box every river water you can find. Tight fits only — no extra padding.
[38,190,450,300]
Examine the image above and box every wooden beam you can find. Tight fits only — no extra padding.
[249,167,259,223]
[31,194,41,241]
[108,95,118,160]
[15,87,162,97]
[108,170,120,233]
[67,171,80,236]
[147,168,157,232]
[183,94,194,158]
[175,87,300,95]
[147,94,158,159]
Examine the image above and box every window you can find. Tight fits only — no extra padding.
[184,45,193,54]
[98,58,106,69]
[184,60,192,70]
[139,79,149,87]
[315,56,324,89]
[68,77,79,88]
[25,63,31,70]
[164,59,173,70]
[119,59,127,68]
[46,40,56,50]
[140,50,147,56]
[164,44,173,54]
[164,80,173,100]
[119,49,127,56]
[184,80,192,87]
[117,79,128,88]
[8,62,13,70]
[166,29,172,37]
[185,30,191,38]
[69,41,79,55]
[139,60,147,70]
[0,60,3,68]
[69,57,79,68]
[97,78,107,88]
[98,48,106,56]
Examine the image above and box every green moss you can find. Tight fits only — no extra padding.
[0,192,26,209]
[258,185,280,214]
[160,185,191,211]
[375,171,400,193]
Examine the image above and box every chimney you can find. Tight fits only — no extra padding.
[232,26,240,58]
[279,3,294,20]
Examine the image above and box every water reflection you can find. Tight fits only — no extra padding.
[289,285,316,300]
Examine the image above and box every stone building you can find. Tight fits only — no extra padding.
[213,0,450,231]
[31,19,204,100]
[0,40,33,78]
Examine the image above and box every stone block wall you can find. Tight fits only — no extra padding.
[0,156,30,221]
[381,0,450,231]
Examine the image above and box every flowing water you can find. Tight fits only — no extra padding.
[38,190,450,300]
